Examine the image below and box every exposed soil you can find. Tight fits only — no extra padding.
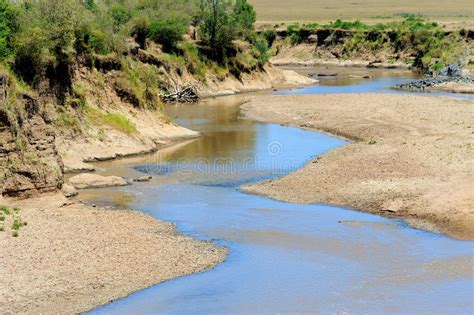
[0,193,226,314]
[241,94,474,240]
[271,43,412,69]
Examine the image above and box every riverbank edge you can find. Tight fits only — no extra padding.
[240,94,474,240]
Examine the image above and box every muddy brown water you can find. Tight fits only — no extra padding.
[83,69,474,314]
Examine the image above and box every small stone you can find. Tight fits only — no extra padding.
[68,174,129,189]
[61,184,78,198]
[133,176,153,182]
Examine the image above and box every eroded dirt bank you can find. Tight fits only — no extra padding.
[0,193,226,314]
[241,94,474,240]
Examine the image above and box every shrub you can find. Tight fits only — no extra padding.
[148,19,186,52]
[290,33,301,45]
[0,205,10,215]
[252,38,271,65]
[262,29,276,47]
[109,6,131,29]
[286,23,300,33]
[89,30,111,55]
[0,0,19,61]
[12,27,50,84]
[131,16,149,49]
[11,218,25,230]
[181,42,206,78]
[326,19,369,30]
[83,0,98,13]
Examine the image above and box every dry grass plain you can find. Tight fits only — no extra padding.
[250,0,474,29]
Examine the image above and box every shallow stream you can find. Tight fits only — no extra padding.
[84,68,473,314]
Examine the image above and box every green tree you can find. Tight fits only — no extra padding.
[0,0,19,60]
[148,19,186,52]
[232,0,255,39]
[198,0,235,60]
[198,0,256,61]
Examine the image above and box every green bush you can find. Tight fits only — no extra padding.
[89,30,111,55]
[13,27,51,84]
[262,29,277,47]
[326,19,369,30]
[0,0,19,61]
[131,16,149,49]
[83,0,98,13]
[290,33,301,45]
[252,38,271,65]
[182,42,206,78]
[110,6,131,26]
[148,19,186,52]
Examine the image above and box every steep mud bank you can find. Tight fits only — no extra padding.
[0,73,63,198]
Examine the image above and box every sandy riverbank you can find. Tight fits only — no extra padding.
[431,81,474,94]
[241,94,474,240]
[0,193,226,314]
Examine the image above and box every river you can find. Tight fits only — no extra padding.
[83,68,473,314]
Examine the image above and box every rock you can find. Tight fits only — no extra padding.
[68,174,129,189]
[61,184,78,198]
[308,34,318,44]
[349,75,371,79]
[133,176,152,182]
[63,158,95,173]
[396,75,473,91]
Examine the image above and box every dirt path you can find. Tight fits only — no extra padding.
[241,94,474,240]
[0,194,226,314]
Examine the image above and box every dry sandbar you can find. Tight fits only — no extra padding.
[241,93,474,240]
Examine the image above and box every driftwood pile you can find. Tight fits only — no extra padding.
[160,85,199,103]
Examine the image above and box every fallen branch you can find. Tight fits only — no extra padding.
[160,85,199,103]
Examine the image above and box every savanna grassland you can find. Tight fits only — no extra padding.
[250,0,474,29]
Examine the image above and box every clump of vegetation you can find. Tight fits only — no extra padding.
[85,106,137,135]
[198,0,256,62]
[326,19,369,30]
[262,29,277,47]
[148,19,186,52]
[0,205,26,237]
